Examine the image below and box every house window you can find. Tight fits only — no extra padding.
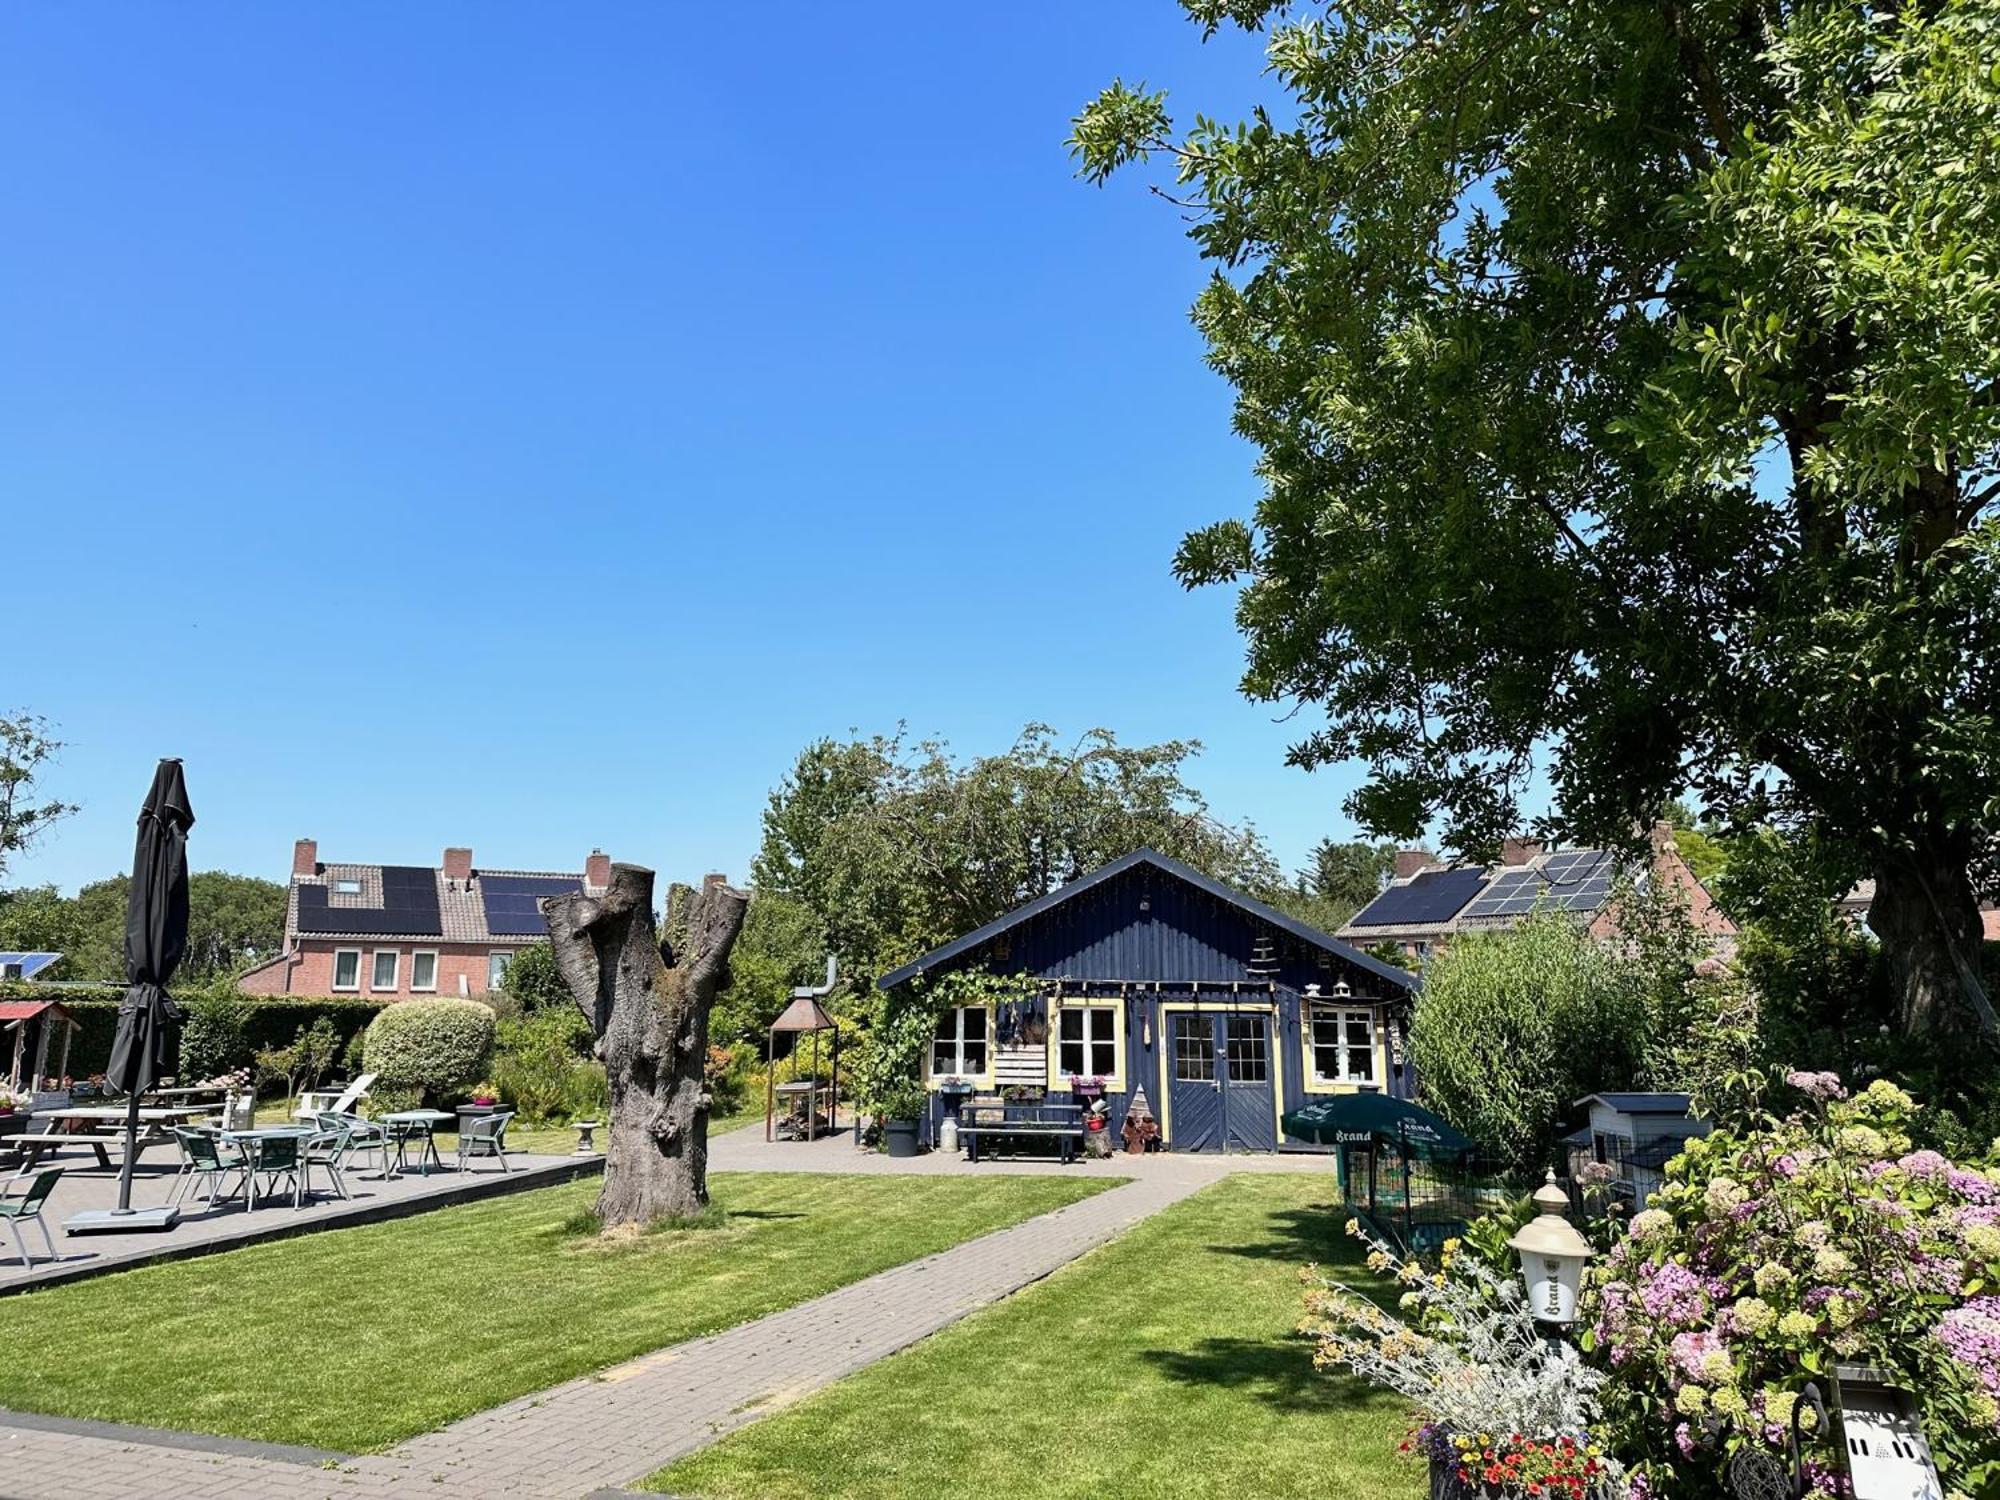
[488,952,513,991]
[332,950,361,991]
[370,951,399,992]
[1309,1007,1377,1085]
[410,951,438,992]
[1058,1006,1118,1080]
[931,1006,988,1078]
[1172,1016,1214,1081]
[332,877,362,896]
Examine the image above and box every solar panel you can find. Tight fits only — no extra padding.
[1346,868,1488,927]
[296,865,443,936]
[481,875,583,937]
[1458,849,1621,920]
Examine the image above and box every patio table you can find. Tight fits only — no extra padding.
[381,1110,456,1177]
[217,1125,315,1210]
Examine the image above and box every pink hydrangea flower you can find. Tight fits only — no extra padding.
[1785,1069,1846,1101]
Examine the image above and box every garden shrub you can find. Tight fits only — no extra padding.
[491,1006,593,1122]
[177,985,250,1078]
[1587,1071,2000,1498]
[1409,912,1650,1174]
[361,998,495,1105]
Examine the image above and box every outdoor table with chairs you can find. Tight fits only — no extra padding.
[381,1108,457,1177]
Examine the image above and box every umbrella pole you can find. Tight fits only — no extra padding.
[114,1089,143,1214]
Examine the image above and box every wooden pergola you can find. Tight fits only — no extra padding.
[1,1000,79,1094]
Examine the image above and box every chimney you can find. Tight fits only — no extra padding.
[1392,848,1433,881]
[1500,837,1544,867]
[443,847,473,881]
[703,872,729,889]
[1648,819,1678,855]
[292,838,319,879]
[586,849,612,889]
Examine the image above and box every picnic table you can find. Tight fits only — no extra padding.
[10,1104,216,1169]
[955,1098,1087,1164]
[381,1109,456,1177]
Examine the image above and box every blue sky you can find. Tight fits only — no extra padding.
[2,4,1376,895]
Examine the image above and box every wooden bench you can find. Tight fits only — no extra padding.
[3,1133,116,1169]
[955,1099,1087,1164]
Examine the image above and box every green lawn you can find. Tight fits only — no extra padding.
[649,1174,1421,1500]
[0,1171,1110,1452]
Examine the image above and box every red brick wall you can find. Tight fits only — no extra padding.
[238,941,527,999]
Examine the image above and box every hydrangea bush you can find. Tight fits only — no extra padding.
[1584,1072,2000,1497]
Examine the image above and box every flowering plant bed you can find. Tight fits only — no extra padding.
[1586,1070,2000,1497]
[1413,1426,1616,1499]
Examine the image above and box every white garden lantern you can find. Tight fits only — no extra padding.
[1509,1171,1595,1328]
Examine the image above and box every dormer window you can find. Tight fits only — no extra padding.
[333,878,362,896]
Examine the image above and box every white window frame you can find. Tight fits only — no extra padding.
[332,877,363,896]
[409,950,438,993]
[488,951,512,991]
[1057,1006,1119,1081]
[1308,1006,1378,1086]
[331,949,362,992]
[369,950,399,993]
[929,1005,989,1081]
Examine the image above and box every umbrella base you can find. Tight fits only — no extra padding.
[63,1206,182,1235]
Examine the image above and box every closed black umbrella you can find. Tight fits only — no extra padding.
[73,760,195,1232]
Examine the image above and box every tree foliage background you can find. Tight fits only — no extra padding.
[1075,0,2000,1036]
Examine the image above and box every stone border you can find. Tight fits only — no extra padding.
[0,1406,348,1466]
[2,1154,605,1297]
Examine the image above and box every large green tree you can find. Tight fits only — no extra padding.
[1075,0,2000,1035]
[34,870,286,982]
[0,713,76,882]
[754,724,1281,983]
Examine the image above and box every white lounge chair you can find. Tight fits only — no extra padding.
[294,1072,377,1120]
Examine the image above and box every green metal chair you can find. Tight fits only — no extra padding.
[317,1111,390,1179]
[166,1126,243,1208]
[0,1167,63,1265]
[249,1132,306,1208]
[457,1110,514,1173]
[303,1129,350,1201]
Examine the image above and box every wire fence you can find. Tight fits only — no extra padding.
[1334,1138,1526,1258]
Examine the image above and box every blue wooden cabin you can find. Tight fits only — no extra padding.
[877,849,1422,1152]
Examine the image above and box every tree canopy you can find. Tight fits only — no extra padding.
[1075,0,2000,1034]
[0,870,285,982]
[0,713,75,882]
[753,724,1282,984]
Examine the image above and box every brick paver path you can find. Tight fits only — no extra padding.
[0,1167,1217,1499]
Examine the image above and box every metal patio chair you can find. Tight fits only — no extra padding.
[166,1126,243,1207]
[317,1111,391,1179]
[303,1128,350,1201]
[249,1132,307,1209]
[456,1110,514,1173]
[0,1167,63,1265]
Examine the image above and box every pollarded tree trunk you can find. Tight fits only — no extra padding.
[542,864,748,1228]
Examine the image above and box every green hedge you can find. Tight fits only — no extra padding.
[0,982,388,1083]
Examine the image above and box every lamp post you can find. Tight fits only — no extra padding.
[1508,1171,1595,1330]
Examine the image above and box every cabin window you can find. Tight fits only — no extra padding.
[1058,1006,1117,1079]
[1309,1006,1376,1085]
[331,950,361,991]
[931,1006,988,1078]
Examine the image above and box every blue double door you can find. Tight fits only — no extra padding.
[1166,1011,1278,1152]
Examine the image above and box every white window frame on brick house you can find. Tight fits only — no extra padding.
[369,950,399,993]
[410,951,438,993]
[1306,1005,1378,1088]
[332,949,361,992]
[488,951,512,991]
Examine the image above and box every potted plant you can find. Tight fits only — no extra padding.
[468,1081,499,1107]
[0,1087,22,1117]
[878,1078,927,1158]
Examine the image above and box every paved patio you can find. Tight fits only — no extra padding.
[0,1145,602,1294]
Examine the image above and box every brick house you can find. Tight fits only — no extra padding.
[1336,823,1736,963]
[238,840,612,1000]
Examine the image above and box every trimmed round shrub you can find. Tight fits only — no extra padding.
[362,998,495,1104]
